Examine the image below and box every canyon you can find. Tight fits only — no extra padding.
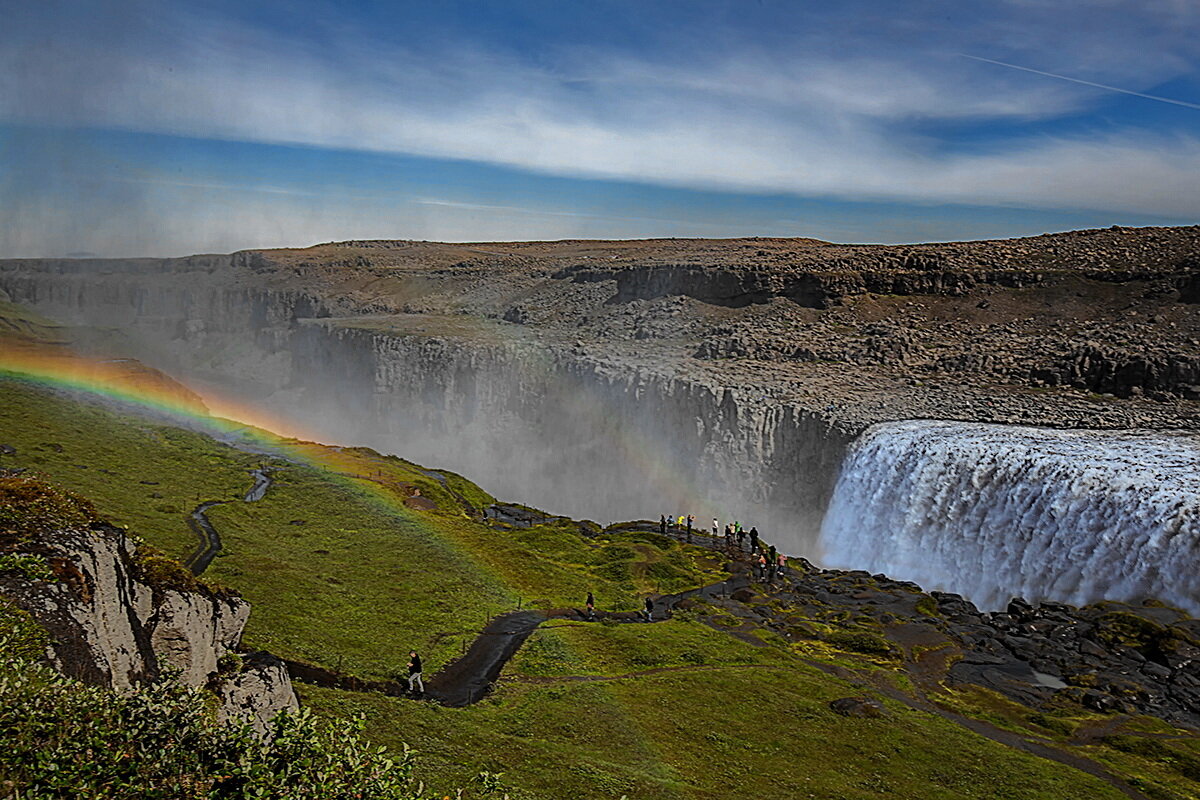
[1,225,1198,612]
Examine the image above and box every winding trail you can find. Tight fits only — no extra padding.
[286,571,753,708]
[184,468,272,575]
[184,500,226,574]
[175,493,1178,796]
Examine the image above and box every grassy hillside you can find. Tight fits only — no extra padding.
[2,375,1198,799]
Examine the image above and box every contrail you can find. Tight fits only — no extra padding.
[961,53,1200,111]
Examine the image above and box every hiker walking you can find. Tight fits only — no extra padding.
[586,590,596,621]
[756,554,768,581]
[724,524,733,552]
[712,517,719,538]
[767,544,777,566]
[749,527,760,554]
[407,650,424,695]
[660,514,667,535]
[736,527,746,551]
[686,514,694,542]
[643,596,655,622]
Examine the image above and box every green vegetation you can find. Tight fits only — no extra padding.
[0,380,722,678]
[0,553,55,582]
[823,628,895,656]
[0,381,254,556]
[303,655,1133,800]
[0,621,474,800]
[0,470,101,546]
[1090,735,1200,800]
[3,376,1198,799]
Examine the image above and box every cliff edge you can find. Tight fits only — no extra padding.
[0,473,297,734]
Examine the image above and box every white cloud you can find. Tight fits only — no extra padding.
[1,1,1199,223]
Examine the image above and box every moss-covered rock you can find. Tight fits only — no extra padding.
[0,474,101,548]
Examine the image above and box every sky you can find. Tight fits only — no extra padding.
[1,0,1199,257]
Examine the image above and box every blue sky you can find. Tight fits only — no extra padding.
[2,0,1199,257]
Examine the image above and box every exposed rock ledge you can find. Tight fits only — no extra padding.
[0,520,297,735]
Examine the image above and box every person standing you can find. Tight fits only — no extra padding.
[586,590,596,621]
[643,596,655,622]
[712,517,719,538]
[736,527,746,551]
[660,514,667,535]
[749,527,760,554]
[407,650,424,694]
[686,514,694,542]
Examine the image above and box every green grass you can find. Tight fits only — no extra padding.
[202,468,515,677]
[4,375,1198,800]
[0,380,255,555]
[302,647,1133,800]
[1084,736,1200,800]
[0,379,722,680]
[509,618,782,678]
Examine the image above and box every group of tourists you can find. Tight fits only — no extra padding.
[656,512,792,585]
[405,514,791,700]
[660,513,700,541]
[658,513,774,554]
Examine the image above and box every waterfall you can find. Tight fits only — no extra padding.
[819,420,1200,613]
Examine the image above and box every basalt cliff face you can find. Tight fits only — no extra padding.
[0,517,297,734]
[0,226,1198,557]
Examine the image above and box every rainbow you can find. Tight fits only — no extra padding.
[1,336,726,530]
[0,347,425,520]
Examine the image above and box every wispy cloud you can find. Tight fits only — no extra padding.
[960,54,1200,112]
[2,0,1199,257]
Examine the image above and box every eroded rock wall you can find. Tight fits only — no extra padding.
[0,258,852,551]
[0,523,298,734]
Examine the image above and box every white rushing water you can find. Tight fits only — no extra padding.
[819,420,1200,614]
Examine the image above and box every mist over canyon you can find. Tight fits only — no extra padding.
[2,226,1198,611]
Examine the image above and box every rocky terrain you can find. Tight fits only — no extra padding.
[1,225,1197,557]
[0,475,297,734]
[252,224,1200,425]
[726,557,1200,730]
[1,366,1198,799]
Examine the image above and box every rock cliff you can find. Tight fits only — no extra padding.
[0,476,297,734]
[0,225,1196,554]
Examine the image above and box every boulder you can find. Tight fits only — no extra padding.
[215,652,300,736]
[829,697,886,718]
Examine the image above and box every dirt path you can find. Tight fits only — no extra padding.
[426,610,546,706]
[286,570,752,708]
[796,650,1152,800]
[273,523,1157,796]
[420,575,751,705]
[184,500,226,574]
[244,468,272,502]
[184,469,273,575]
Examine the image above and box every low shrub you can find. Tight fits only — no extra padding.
[824,629,894,656]
[0,625,468,799]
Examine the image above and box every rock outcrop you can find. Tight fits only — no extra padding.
[0,225,1196,556]
[716,557,1200,729]
[0,489,297,734]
